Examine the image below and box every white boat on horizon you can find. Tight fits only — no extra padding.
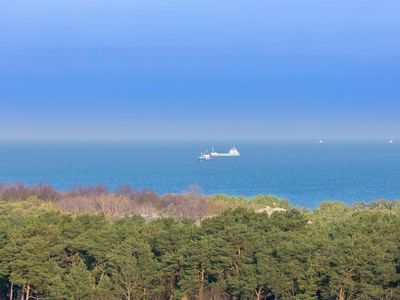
[198,152,212,161]
[210,146,240,157]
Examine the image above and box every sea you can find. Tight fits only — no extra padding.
[1,140,400,208]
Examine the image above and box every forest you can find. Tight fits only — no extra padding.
[0,184,399,299]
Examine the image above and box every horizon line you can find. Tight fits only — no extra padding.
[0,137,397,143]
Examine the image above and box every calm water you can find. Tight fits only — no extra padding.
[1,141,400,207]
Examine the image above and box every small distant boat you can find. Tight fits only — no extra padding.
[389,139,394,144]
[318,140,324,144]
[198,152,212,161]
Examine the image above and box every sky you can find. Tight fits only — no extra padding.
[0,0,399,140]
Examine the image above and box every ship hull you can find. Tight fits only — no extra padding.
[211,153,240,157]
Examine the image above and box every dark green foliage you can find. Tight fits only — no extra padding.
[0,199,399,299]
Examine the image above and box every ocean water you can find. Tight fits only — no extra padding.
[0,141,400,207]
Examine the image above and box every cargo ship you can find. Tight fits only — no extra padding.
[210,146,240,157]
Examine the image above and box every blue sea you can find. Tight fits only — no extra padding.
[1,141,400,208]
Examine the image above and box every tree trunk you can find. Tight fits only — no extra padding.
[20,285,25,300]
[256,287,262,300]
[9,282,14,300]
[169,277,175,300]
[339,287,345,300]
[199,269,205,300]
[25,285,30,300]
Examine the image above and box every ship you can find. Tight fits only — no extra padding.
[210,146,240,157]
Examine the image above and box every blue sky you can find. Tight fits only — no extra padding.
[0,0,399,140]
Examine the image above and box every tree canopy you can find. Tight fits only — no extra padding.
[0,189,399,299]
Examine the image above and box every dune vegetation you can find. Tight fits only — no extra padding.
[0,184,399,299]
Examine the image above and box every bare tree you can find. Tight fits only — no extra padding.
[115,184,137,198]
[94,195,131,219]
[182,184,203,197]
[54,195,98,214]
[70,184,109,197]
[161,194,208,221]
[0,183,59,201]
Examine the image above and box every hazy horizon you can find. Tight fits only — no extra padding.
[0,138,399,142]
